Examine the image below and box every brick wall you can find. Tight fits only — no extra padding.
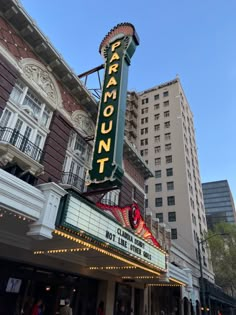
[123,158,145,188]
[119,176,145,216]
[0,53,18,116]
[38,112,71,184]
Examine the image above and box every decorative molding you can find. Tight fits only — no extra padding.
[169,263,189,286]
[0,42,21,72]
[71,110,95,136]
[19,58,62,109]
[0,169,45,219]
[27,182,67,240]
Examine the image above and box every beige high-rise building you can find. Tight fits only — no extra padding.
[132,78,212,273]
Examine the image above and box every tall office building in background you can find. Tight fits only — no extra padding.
[202,180,236,228]
[134,78,211,270]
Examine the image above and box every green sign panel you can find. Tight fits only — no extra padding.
[87,23,139,188]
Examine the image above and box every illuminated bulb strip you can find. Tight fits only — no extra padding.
[0,210,32,222]
[89,266,137,270]
[34,248,89,255]
[122,276,159,279]
[148,284,182,287]
[57,227,167,272]
[54,229,161,276]
[168,277,186,286]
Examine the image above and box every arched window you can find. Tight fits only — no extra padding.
[0,80,53,162]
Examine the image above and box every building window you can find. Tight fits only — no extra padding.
[155,183,162,192]
[154,135,160,142]
[141,107,148,114]
[101,189,120,206]
[155,170,161,178]
[165,143,171,151]
[145,160,148,164]
[63,131,92,191]
[154,114,160,120]
[9,82,52,129]
[66,132,92,162]
[154,104,160,110]
[154,94,159,100]
[155,198,163,207]
[141,128,148,134]
[168,212,176,222]
[145,199,148,208]
[164,121,170,128]
[141,138,148,145]
[165,155,172,163]
[163,91,169,97]
[132,186,137,201]
[156,213,163,223]
[167,181,174,191]
[164,133,171,140]
[164,111,170,117]
[141,117,148,124]
[0,81,53,162]
[171,228,177,239]
[154,124,160,131]
[167,196,175,206]
[155,158,161,165]
[142,98,149,104]
[163,100,169,107]
[155,146,161,153]
[166,168,173,176]
[140,149,148,156]
[145,185,148,193]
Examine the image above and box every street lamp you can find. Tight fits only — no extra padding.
[197,233,228,315]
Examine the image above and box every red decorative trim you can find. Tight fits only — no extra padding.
[96,202,160,248]
[99,22,139,53]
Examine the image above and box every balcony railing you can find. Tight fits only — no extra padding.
[0,127,42,162]
[61,172,85,192]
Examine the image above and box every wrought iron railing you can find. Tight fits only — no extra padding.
[0,127,42,162]
[61,172,85,192]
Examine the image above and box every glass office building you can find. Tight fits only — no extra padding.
[202,180,236,228]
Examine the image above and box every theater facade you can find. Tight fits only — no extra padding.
[0,1,191,314]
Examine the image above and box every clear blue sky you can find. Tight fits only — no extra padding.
[20,0,236,203]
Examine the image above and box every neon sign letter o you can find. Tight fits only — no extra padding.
[103,105,114,117]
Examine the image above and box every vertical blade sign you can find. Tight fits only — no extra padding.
[87,23,139,189]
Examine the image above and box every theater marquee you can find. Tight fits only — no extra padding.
[87,23,139,188]
[58,193,167,271]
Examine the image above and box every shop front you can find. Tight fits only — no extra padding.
[0,168,190,315]
[54,190,169,314]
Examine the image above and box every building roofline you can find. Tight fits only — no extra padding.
[202,180,228,186]
[0,0,98,120]
[138,78,179,95]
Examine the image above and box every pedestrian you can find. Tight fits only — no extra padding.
[97,300,105,315]
[60,298,73,315]
[31,299,44,315]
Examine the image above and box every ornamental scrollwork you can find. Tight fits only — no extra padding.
[71,110,95,136]
[19,58,61,107]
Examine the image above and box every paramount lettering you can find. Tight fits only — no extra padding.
[87,23,139,187]
[103,90,117,102]
[94,40,121,175]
